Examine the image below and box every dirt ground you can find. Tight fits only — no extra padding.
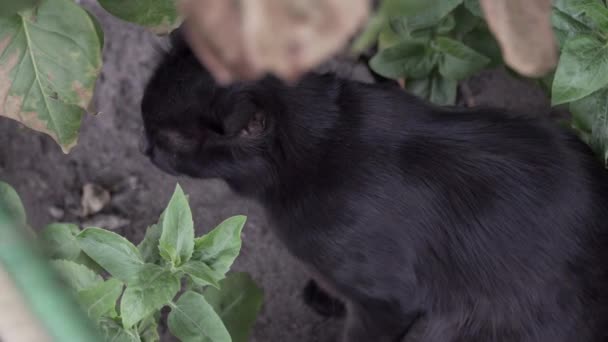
[0,3,554,342]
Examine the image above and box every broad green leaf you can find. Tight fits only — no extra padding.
[160,184,194,266]
[406,77,432,100]
[0,0,38,18]
[464,0,483,17]
[377,24,402,50]
[552,7,593,47]
[85,9,104,49]
[204,273,263,342]
[168,291,232,342]
[463,25,503,67]
[181,260,222,289]
[50,259,102,291]
[192,216,247,277]
[552,34,608,105]
[370,40,436,79]
[138,315,161,342]
[570,89,608,166]
[436,14,456,34]
[553,0,600,29]
[435,37,490,80]
[430,75,458,105]
[73,252,105,274]
[575,2,608,31]
[387,17,433,40]
[41,223,81,260]
[78,227,144,282]
[138,223,162,264]
[77,278,123,321]
[407,75,457,105]
[42,222,105,273]
[97,0,180,34]
[120,264,180,328]
[0,0,102,153]
[0,181,26,226]
[99,318,140,342]
[401,0,463,31]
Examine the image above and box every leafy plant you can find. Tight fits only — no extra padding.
[0,0,179,153]
[550,0,608,166]
[355,0,608,167]
[39,183,263,342]
[355,0,500,105]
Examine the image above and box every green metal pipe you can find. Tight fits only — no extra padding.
[0,209,102,342]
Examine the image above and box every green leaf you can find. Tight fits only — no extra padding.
[50,259,102,291]
[401,0,463,31]
[377,23,403,50]
[204,273,263,342]
[192,216,247,277]
[435,37,490,80]
[553,0,601,29]
[406,77,432,100]
[97,0,180,34]
[78,227,144,282]
[159,184,194,266]
[407,75,457,105]
[436,14,456,34]
[181,260,222,289]
[552,7,593,47]
[99,318,140,342]
[120,264,180,328]
[430,75,458,105]
[168,291,232,342]
[570,89,608,166]
[576,2,608,31]
[0,0,38,18]
[0,181,26,226]
[552,34,608,105]
[463,25,503,67]
[41,223,81,260]
[84,9,104,49]
[138,223,163,264]
[370,40,436,79]
[0,0,102,153]
[138,315,161,342]
[464,0,483,17]
[77,278,123,321]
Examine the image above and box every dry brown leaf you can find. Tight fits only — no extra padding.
[179,0,370,83]
[81,183,111,217]
[480,0,557,77]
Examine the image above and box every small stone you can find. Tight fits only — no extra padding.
[48,206,65,220]
[81,183,111,217]
[83,214,130,230]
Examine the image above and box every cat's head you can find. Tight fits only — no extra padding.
[140,28,279,191]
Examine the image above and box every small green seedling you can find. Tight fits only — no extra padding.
[42,184,263,342]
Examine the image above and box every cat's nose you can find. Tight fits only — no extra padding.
[138,130,151,155]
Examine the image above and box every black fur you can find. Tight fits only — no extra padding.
[141,30,608,342]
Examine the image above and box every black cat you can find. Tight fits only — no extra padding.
[141,28,608,342]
